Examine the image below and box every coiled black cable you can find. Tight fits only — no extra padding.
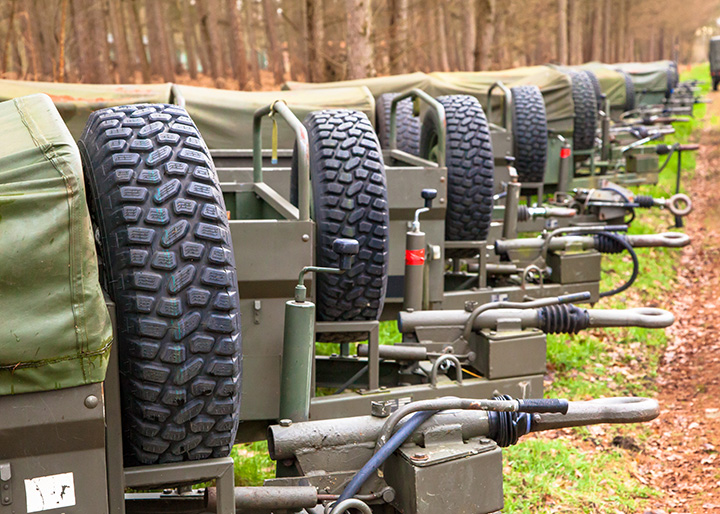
[592,231,639,298]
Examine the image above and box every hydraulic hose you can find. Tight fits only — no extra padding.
[334,410,437,504]
[593,231,639,298]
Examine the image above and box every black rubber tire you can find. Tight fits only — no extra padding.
[582,70,604,111]
[617,70,636,112]
[375,93,421,155]
[568,71,598,154]
[293,109,389,331]
[419,95,494,256]
[510,85,548,183]
[666,62,679,97]
[79,104,241,466]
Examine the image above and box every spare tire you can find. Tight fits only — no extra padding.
[510,85,548,183]
[419,95,494,256]
[666,61,679,97]
[292,110,389,333]
[568,71,598,154]
[617,70,636,112]
[79,104,241,466]
[375,93,421,155]
[582,69,604,111]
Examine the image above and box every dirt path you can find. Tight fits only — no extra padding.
[638,92,720,513]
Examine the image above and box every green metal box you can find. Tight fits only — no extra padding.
[471,329,547,380]
[385,438,504,514]
[548,251,602,285]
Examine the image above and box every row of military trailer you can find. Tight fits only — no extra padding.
[0,58,706,514]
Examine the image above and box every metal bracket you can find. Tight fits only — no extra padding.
[0,463,11,506]
[316,321,380,391]
[124,457,236,514]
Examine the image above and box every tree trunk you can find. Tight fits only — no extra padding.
[345,0,375,79]
[196,0,223,83]
[128,0,152,82]
[591,0,602,61]
[226,0,249,88]
[568,0,581,64]
[2,0,18,74]
[306,0,325,82]
[177,0,198,79]
[615,0,625,63]
[462,0,476,70]
[57,0,69,81]
[145,0,174,81]
[245,0,262,87]
[436,1,450,71]
[424,0,439,71]
[388,0,408,74]
[108,0,131,81]
[557,0,568,64]
[262,0,285,84]
[602,0,611,61]
[476,0,495,70]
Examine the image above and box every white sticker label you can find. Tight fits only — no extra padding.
[24,472,76,512]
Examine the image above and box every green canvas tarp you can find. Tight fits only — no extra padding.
[283,72,432,97]
[283,67,575,133]
[176,84,377,149]
[426,66,575,132]
[0,94,112,395]
[575,62,627,109]
[0,79,172,140]
[614,60,674,97]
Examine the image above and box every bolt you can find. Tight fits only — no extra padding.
[439,198,445,204]
[302,234,310,242]
[440,176,446,182]
[2,484,7,490]
[411,453,429,461]
[279,419,292,427]
[84,395,99,409]
[3,496,8,503]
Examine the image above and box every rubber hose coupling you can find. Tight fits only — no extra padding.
[489,395,530,447]
[635,195,655,208]
[536,304,590,334]
[517,205,530,222]
[594,232,629,254]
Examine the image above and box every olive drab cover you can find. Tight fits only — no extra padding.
[0,94,112,395]
[175,84,377,149]
[575,62,628,109]
[614,60,675,97]
[425,66,575,131]
[0,79,173,139]
[283,72,433,97]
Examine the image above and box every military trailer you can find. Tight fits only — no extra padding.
[0,93,672,514]
[710,36,720,90]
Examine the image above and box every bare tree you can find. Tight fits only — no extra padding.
[262,0,285,84]
[557,0,568,64]
[226,0,249,88]
[128,0,151,82]
[108,0,130,81]
[436,2,450,71]
[306,0,325,81]
[591,0,602,60]
[568,0,581,64]
[476,0,496,70]
[388,0,408,74]
[345,0,375,79]
[463,0,476,70]
[2,0,18,74]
